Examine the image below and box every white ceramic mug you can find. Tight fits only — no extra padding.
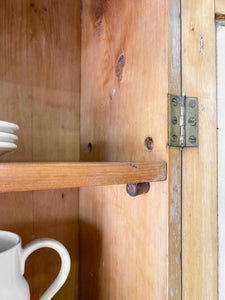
[0,230,71,300]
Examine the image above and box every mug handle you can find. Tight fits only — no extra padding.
[21,238,71,300]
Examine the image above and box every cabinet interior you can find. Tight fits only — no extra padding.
[0,1,169,299]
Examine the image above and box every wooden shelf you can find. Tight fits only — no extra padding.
[0,161,167,193]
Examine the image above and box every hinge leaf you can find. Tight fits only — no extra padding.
[168,94,198,148]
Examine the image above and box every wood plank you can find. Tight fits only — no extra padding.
[182,0,217,299]
[0,1,80,162]
[0,162,167,192]
[0,1,80,299]
[216,0,225,16]
[31,188,79,299]
[80,0,169,299]
[216,21,225,300]
[168,0,182,299]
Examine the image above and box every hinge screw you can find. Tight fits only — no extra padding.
[171,135,178,143]
[188,117,197,126]
[189,100,196,108]
[171,98,178,106]
[172,116,178,125]
[189,136,197,144]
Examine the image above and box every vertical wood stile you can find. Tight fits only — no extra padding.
[168,0,182,299]
[216,20,225,300]
[182,0,217,298]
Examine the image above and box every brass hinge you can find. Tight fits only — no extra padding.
[168,94,199,147]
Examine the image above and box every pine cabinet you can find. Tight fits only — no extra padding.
[0,0,218,299]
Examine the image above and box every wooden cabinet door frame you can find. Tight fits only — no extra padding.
[169,0,217,299]
[182,0,217,299]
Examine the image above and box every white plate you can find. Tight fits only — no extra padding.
[0,142,17,151]
[0,121,19,133]
[0,132,18,143]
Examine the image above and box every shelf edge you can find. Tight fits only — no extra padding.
[0,161,167,193]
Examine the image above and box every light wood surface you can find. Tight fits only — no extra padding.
[80,0,169,299]
[182,0,217,299]
[216,22,225,300]
[216,0,225,16]
[168,0,182,299]
[0,1,80,299]
[31,188,79,299]
[0,161,167,192]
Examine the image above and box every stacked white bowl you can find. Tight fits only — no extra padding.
[0,121,19,156]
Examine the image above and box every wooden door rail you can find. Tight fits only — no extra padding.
[0,161,167,193]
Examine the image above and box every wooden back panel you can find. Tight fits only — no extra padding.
[0,1,80,299]
[80,0,169,299]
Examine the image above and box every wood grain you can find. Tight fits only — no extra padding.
[168,0,182,299]
[31,188,79,299]
[0,1,80,299]
[80,0,169,299]
[216,22,225,300]
[182,0,217,299]
[0,161,167,192]
[216,0,225,16]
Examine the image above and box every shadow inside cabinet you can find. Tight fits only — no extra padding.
[79,220,102,300]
